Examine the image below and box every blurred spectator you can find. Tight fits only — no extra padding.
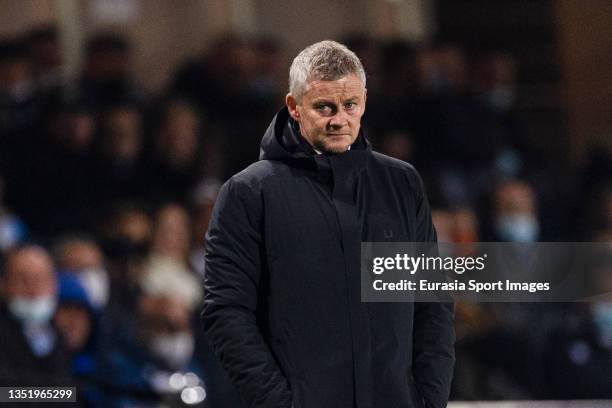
[102,204,151,259]
[416,45,469,96]
[150,203,192,266]
[472,52,527,176]
[95,101,147,204]
[431,207,479,244]
[55,272,103,405]
[489,179,540,242]
[55,273,97,357]
[23,25,64,92]
[0,245,73,386]
[79,32,144,109]
[96,203,153,314]
[96,256,205,407]
[145,99,202,203]
[54,235,110,311]
[12,100,100,235]
[0,40,33,105]
[99,202,152,266]
[250,37,283,102]
[0,39,39,154]
[473,52,517,115]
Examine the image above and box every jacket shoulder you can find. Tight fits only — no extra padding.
[370,150,417,172]
[228,160,286,190]
[370,151,424,189]
[222,160,286,200]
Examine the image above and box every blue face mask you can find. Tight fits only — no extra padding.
[8,295,56,325]
[495,214,539,242]
[592,302,612,347]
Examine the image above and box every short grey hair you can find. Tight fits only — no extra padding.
[289,40,366,101]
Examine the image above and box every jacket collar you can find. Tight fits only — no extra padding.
[259,106,371,170]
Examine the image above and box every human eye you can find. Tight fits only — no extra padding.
[344,100,359,111]
[314,103,333,115]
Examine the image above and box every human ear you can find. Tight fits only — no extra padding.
[286,93,300,122]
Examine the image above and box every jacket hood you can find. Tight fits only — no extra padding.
[259,106,371,164]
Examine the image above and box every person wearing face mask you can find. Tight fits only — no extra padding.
[0,244,73,387]
[54,235,111,311]
[490,179,540,243]
[95,256,206,407]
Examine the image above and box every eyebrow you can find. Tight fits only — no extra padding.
[311,96,361,104]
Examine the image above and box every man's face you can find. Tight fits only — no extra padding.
[54,305,92,351]
[287,74,366,154]
[152,204,191,259]
[2,247,56,300]
[60,242,103,270]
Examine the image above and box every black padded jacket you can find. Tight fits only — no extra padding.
[203,107,455,408]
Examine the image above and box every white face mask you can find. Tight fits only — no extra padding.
[495,214,539,242]
[149,332,195,369]
[8,295,57,325]
[77,267,110,309]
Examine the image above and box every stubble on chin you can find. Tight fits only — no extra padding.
[313,137,350,154]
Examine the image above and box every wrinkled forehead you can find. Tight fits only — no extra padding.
[303,74,366,101]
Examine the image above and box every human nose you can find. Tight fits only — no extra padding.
[327,110,348,130]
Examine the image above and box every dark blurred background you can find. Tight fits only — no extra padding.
[0,0,610,406]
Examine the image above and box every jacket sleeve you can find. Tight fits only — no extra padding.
[202,177,293,408]
[411,171,456,408]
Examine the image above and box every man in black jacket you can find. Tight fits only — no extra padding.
[203,40,455,408]
[0,245,73,387]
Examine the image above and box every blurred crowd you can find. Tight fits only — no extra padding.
[0,25,610,407]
